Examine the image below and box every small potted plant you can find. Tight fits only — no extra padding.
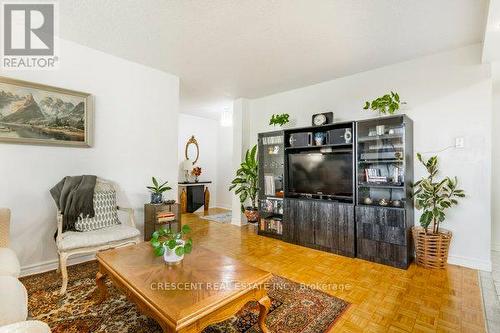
[412,153,465,269]
[147,177,172,204]
[229,145,259,223]
[150,225,193,265]
[269,113,290,127]
[191,166,202,182]
[363,91,406,116]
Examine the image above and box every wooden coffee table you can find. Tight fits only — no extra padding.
[95,243,272,333]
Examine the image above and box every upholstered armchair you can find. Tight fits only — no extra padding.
[55,179,141,295]
[0,208,51,333]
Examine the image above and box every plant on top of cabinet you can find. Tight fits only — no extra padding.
[147,177,172,204]
[269,113,290,127]
[229,145,259,222]
[363,91,406,115]
[412,153,465,269]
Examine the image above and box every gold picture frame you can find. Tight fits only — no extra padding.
[0,76,93,147]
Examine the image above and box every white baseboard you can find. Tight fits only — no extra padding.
[214,204,232,210]
[492,243,500,252]
[448,255,492,272]
[20,253,96,277]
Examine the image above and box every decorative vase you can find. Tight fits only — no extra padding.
[314,132,326,146]
[194,176,199,183]
[412,227,452,269]
[163,240,185,265]
[244,207,259,223]
[151,193,163,204]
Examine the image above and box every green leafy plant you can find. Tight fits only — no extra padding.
[363,91,406,115]
[147,177,172,194]
[269,113,290,127]
[413,153,465,234]
[229,145,258,212]
[150,225,193,257]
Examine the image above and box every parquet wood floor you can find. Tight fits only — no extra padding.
[184,208,486,332]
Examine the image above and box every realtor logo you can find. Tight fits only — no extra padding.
[2,2,58,69]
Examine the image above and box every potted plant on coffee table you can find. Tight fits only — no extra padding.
[412,153,465,269]
[229,145,259,223]
[147,177,172,204]
[150,225,193,265]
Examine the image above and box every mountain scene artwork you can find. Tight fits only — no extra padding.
[0,77,92,147]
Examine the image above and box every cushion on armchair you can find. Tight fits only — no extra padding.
[75,181,119,232]
[0,248,20,278]
[59,224,140,251]
[0,276,27,327]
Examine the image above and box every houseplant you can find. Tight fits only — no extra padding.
[269,113,290,127]
[229,145,259,222]
[363,91,406,116]
[147,177,172,204]
[412,153,465,268]
[150,225,192,265]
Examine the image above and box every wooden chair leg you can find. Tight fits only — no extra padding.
[56,253,61,274]
[59,253,69,295]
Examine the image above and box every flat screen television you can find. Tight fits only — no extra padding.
[287,151,353,199]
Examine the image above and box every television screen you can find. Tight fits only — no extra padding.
[288,152,353,198]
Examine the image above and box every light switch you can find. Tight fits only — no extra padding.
[455,137,465,149]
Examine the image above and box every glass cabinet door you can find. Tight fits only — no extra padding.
[356,117,406,208]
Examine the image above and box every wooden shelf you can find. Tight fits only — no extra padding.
[285,143,352,150]
[258,230,283,239]
[358,134,403,142]
[358,159,403,164]
[358,182,404,189]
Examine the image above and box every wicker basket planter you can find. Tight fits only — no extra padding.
[412,227,452,269]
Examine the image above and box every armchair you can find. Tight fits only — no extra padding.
[0,209,51,333]
[0,209,20,277]
[55,179,141,295]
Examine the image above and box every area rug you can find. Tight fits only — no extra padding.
[199,211,232,224]
[20,261,349,333]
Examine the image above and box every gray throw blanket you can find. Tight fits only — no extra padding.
[50,175,97,233]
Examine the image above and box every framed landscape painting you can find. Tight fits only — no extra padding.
[0,76,93,147]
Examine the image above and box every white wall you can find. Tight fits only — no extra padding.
[216,122,233,209]
[492,62,500,252]
[244,44,492,270]
[178,114,218,207]
[0,38,180,272]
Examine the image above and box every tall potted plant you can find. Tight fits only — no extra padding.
[412,153,465,269]
[229,145,259,222]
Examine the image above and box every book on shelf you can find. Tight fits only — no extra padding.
[364,168,387,183]
[157,211,175,223]
[260,217,283,235]
[264,174,275,196]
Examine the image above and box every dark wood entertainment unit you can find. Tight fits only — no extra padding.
[257,114,413,269]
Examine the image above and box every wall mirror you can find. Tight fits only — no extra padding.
[185,135,199,164]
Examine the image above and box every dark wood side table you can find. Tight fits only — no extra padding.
[143,203,181,241]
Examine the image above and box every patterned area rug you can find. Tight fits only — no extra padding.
[20,261,349,333]
[199,211,232,224]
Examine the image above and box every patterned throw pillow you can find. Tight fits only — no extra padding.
[75,189,120,232]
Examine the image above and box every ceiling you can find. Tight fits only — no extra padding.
[59,0,488,119]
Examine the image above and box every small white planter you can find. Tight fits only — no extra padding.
[163,240,185,265]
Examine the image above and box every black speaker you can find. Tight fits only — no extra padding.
[327,128,352,145]
[289,132,313,147]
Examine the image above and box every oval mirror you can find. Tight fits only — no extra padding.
[185,136,199,164]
